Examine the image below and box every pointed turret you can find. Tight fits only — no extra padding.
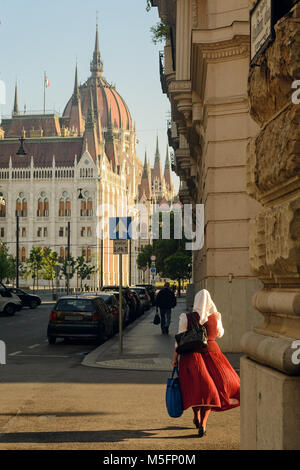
[12,83,19,116]
[90,21,104,77]
[164,145,172,189]
[69,64,84,135]
[152,135,162,180]
[139,150,152,200]
[82,87,98,161]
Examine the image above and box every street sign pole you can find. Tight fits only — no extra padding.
[119,253,123,354]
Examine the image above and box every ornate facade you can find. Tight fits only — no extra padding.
[152,0,263,352]
[0,25,144,288]
[240,0,300,450]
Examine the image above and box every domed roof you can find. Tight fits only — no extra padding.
[63,24,132,131]
[63,76,132,131]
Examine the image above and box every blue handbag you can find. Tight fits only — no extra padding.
[165,367,183,418]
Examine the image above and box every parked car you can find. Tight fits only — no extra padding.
[7,288,41,309]
[82,292,123,332]
[131,286,151,311]
[136,284,156,306]
[102,291,130,326]
[47,296,114,345]
[129,290,143,317]
[0,282,22,316]
[100,286,137,322]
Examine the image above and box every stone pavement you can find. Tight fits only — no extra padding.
[82,296,242,373]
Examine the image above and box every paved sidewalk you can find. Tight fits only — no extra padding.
[82,296,242,373]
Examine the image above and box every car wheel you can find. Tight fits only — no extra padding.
[4,304,16,316]
[29,299,39,309]
[48,336,56,345]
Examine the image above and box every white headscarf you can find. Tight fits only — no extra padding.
[193,289,224,338]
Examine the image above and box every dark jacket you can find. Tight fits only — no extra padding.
[156,288,177,310]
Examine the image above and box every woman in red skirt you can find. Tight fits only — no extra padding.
[172,289,240,437]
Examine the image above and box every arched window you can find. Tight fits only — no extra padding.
[0,193,6,218]
[59,192,71,217]
[80,192,93,217]
[37,192,49,217]
[21,247,26,262]
[16,193,27,217]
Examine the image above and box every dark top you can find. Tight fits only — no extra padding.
[187,311,220,353]
[156,288,177,309]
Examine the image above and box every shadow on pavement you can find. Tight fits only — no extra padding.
[0,429,157,444]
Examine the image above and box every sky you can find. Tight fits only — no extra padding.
[0,0,179,191]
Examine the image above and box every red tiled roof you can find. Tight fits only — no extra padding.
[63,77,132,131]
[0,138,83,168]
[1,114,61,138]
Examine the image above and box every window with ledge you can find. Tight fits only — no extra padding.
[81,227,86,237]
[0,227,4,237]
[59,192,71,217]
[80,191,93,217]
[16,193,27,217]
[37,193,49,217]
[0,193,6,218]
[21,247,26,262]
[37,227,42,237]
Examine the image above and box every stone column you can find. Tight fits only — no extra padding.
[241,2,300,450]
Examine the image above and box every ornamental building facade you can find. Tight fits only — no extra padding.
[0,25,174,288]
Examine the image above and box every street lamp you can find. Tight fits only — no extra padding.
[16,136,27,156]
[66,189,85,295]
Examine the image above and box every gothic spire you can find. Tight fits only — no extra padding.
[142,150,149,178]
[13,82,19,116]
[155,135,160,164]
[90,20,103,77]
[72,63,80,104]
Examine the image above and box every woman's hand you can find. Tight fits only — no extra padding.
[171,359,178,368]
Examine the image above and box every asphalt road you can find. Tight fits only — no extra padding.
[0,302,240,451]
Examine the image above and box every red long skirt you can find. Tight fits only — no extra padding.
[179,342,240,412]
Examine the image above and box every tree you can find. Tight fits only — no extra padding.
[26,247,44,289]
[0,243,16,282]
[75,256,96,291]
[42,248,59,293]
[137,244,153,270]
[60,256,76,284]
[164,251,192,291]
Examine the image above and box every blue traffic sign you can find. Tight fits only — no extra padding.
[109,217,132,240]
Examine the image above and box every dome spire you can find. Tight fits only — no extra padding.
[90,16,103,77]
[13,82,19,116]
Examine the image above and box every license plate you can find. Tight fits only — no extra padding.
[65,315,82,321]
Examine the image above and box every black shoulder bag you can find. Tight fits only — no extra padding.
[175,312,208,354]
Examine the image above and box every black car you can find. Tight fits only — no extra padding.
[82,292,123,332]
[8,288,41,309]
[47,296,114,345]
[136,284,156,306]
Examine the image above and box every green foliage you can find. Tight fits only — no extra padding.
[42,248,59,284]
[0,243,16,281]
[75,256,96,289]
[164,251,192,281]
[26,246,44,287]
[150,22,170,45]
[60,256,76,280]
[146,0,151,12]
[137,244,153,270]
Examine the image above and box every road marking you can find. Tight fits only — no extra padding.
[11,354,70,358]
[8,351,22,356]
[28,344,40,349]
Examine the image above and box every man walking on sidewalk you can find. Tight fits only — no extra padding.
[155,282,177,335]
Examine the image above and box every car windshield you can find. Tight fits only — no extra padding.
[55,299,94,312]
